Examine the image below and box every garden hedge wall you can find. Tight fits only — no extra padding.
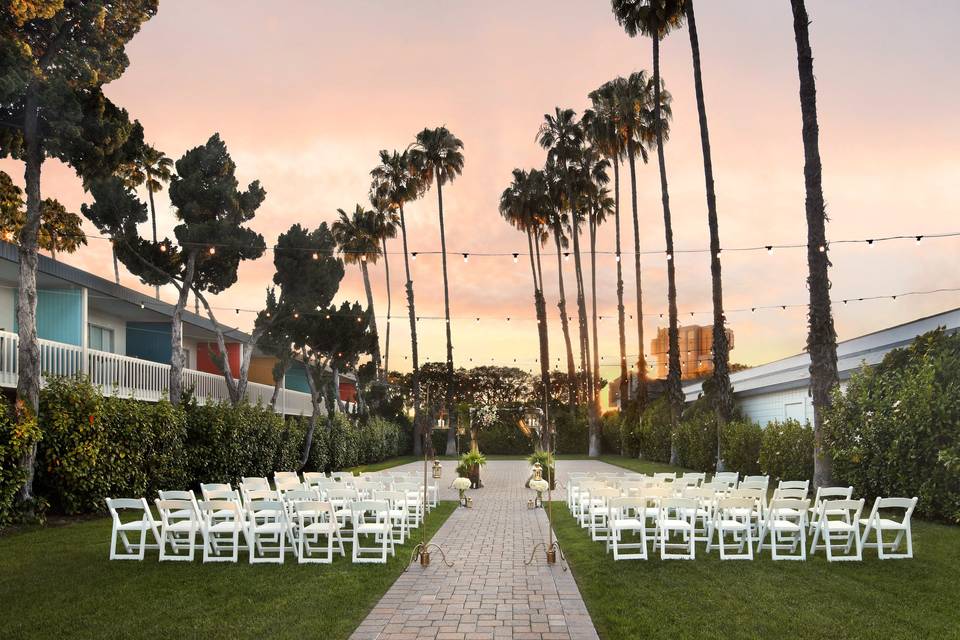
[0,377,410,525]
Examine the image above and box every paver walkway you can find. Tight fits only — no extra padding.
[350,459,616,640]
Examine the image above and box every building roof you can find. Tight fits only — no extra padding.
[682,306,960,402]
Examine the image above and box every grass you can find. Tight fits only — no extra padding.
[552,502,960,640]
[0,501,456,640]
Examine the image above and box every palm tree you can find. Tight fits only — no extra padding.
[538,108,591,405]
[369,195,399,378]
[500,168,551,449]
[409,126,465,458]
[612,0,686,465]
[371,150,425,454]
[585,177,613,456]
[542,159,577,408]
[584,81,629,410]
[684,0,734,469]
[332,204,384,380]
[790,0,839,487]
[122,143,172,297]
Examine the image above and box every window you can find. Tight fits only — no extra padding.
[88,324,114,353]
[182,348,191,368]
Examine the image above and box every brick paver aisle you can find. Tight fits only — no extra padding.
[351,459,614,640]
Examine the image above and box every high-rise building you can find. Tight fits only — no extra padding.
[649,324,734,380]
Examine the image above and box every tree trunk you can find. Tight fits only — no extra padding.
[398,205,423,455]
[652,36,684,467]
[195,290,265,406]
[552,226,577,408]
[360,260,382,380]
[613,160,628,410]
[112,244,120,285]
[169,252,197,406]
[588,215,601,457]
[15,84,43,506]
[627,144,648,410]
[570,217,592,406]
[331,364,345,413]
[299,349,323,469]
[270,360,291,410]
[533,235,551,450]
[686,0,734,470]
[436,171,452,462]
[147,184,160,300]
[382,237,392,377]
[791,0,839,488]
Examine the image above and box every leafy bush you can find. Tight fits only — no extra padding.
[676,400,718,472]
[635,397,673,464]
[825,329,960,523]
[720,419,762,476]
[554,406,588,454]
[600,411,621,455]
[0,397,42,527]
[478,419,534,455]
[759,419,814,482]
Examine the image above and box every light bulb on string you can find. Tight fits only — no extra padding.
[766,245,773,254]
[615,253,621,262]
[866,239,874,248]
[312,252,319,260]
[916,235,923,244]
[564,252,570,262]
[512,253,519,263]
[208,246,216,255]
[463,253,469,263]
[412,252,417,260]
[666,252,672,261]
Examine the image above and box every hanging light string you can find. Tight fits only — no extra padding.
[3,228,956,258]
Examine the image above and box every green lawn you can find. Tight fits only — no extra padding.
[0,502,456,640]
[552,502,960,640]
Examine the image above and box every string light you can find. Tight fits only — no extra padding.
[312,252,319,260]
[615,253,621,262]
[412,252,417,260]
[766,245,773,254]
[564,252,570,261]
[159,244,167,253]
[463,253,469,263]
[512,253,519,263]
[666,252,673,261]
[208,246,216,255]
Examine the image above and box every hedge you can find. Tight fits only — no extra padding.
[0,377,410,526]
[758,419,814,482]
[824,329,960,523]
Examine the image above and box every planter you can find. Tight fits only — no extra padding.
[467,464,483,489]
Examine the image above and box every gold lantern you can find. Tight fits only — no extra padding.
[532,462,543,481]
[432,459,442,479]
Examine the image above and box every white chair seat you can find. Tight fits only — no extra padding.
[825,521,857,533]
[717,519,749,530]
[356,523,387,535]
[116,520,152,532]
[768,521,801,532]
[165,520,196,533]
[252,522,284,535]
[611,518,643,529]
[860,517,908,530]
[661,519,693,531]
[207,521,240,534]
[302,521,336,534]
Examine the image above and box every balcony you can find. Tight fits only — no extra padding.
[0,330,316,417]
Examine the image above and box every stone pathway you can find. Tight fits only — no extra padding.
[350,459,617,640]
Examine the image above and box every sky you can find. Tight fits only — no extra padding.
[3,0,959,399]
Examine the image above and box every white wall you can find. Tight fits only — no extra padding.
[86,310,126,354]
[737,381,848,427]
[0,287,14,332]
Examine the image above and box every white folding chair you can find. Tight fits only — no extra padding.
[757,498,809,560]
[331,471,355,486]
[575,481,606,528]
[155,498,200,562]
[712,471,739,489]
[653,472,677,484]
[657,497,697,560]
[860,496,918,559]
[587,487,620,542]
[105,498,160,560]
[680,487,715,543]
[777,479,810,493]
[303,472,327,491]
[199,500,244,563]
[246,500,287,564]
[607,497,648,560]
[294,501,345,563]
[680,472,706,487]
[740,475,769,491]
[671,476,700,496]
[810,498,864,561]
[274,471,301,485]
[807,486,854,533]
[241,477,270,491]
[393,482,422,529]
[707,497,755,560]
[375,490,409,545]
[350,500,392,563]
[326,488,359,538]
[200,483,233,497]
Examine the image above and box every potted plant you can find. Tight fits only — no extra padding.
[526,450,555,490]
[456,450,487,489]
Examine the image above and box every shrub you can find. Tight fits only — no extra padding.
[635,397,673,464]
[676,401,717,473]
[824,329,960,523]
[554,406,588,454]
[0,397,42,527]
[759,419,814,482]
[720,419,762,476]
[599,411,621,455]
[479,419,534,455]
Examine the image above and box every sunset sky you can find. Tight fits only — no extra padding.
[3,0,959,394]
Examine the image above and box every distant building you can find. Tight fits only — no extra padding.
[649,324,734,380]
[681,307,960,426]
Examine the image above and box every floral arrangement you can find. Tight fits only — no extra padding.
[473,404,498,428]
[452,476,471,506]
[529,478,549,494]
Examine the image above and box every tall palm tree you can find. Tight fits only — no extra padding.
[612,0,686,465]
[684,0,734,469]
[538,108,591,405]
[584,81,629,409]
[122,144,173,297]
[409,126,465,457]
[332,204,384,380]
[369,195,399,378]
[791,0,839,487]
[500,168,551,448]
[585,178,613,455]
[371,150,425,454]
[543,159,577,408]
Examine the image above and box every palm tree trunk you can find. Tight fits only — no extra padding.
[398,205,423,456]
[435,171,452,461]
[527,231,551,451]
[791,0,839,488]
[382,237,392,378]
[15,83,42,506]
[571,221,591,405]
[552,226,577,408]
[588,214,601,457]
[652,35,684,467]
[147,184,160,300]
[626,144,648,410]
[360,260,382,380]
[687,0,734,471]
[613,159,628,411]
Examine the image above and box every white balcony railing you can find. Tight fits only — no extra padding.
[0,330,314,417]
